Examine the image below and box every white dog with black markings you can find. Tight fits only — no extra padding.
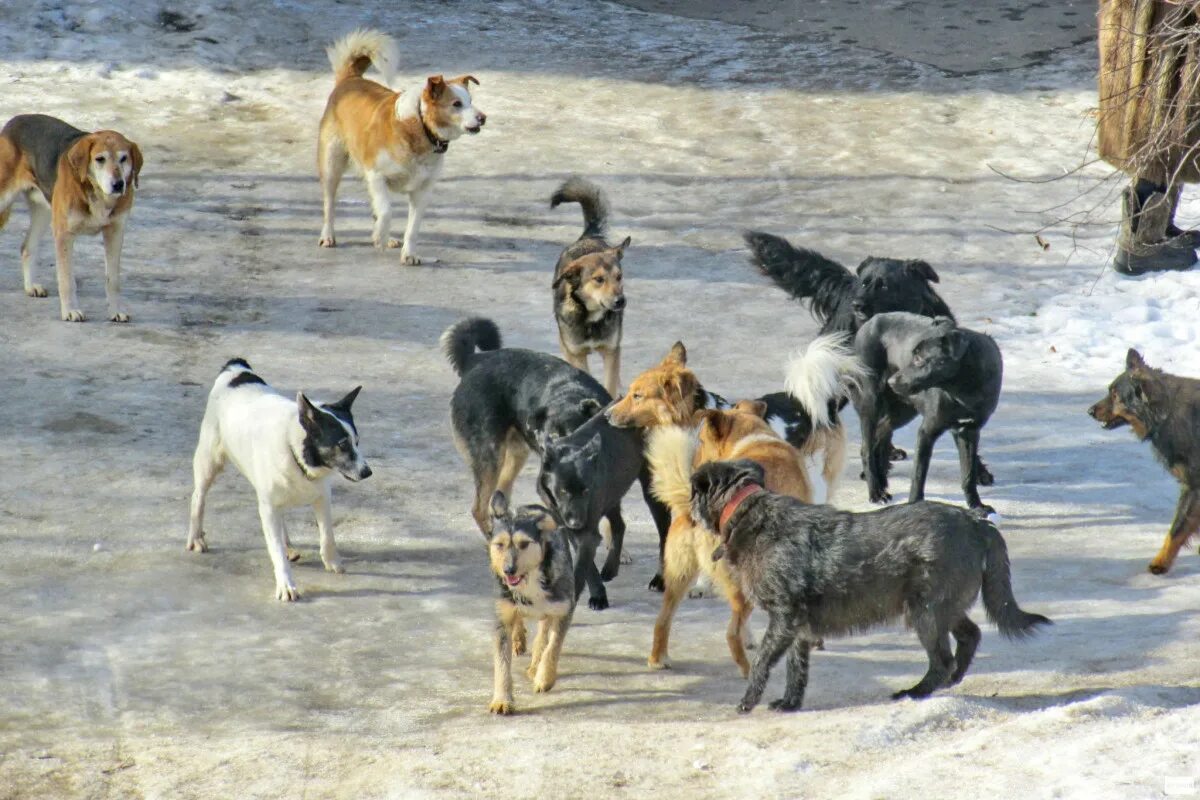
[186,358,372,601]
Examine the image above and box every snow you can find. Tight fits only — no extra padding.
[0,1,1197,798]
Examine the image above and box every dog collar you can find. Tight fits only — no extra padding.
[418,99,449,153]
[718,483,763,536]
[289,445,319,480]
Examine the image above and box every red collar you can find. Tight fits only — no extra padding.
[718,484,763,536]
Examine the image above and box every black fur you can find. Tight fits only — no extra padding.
[221,357,253,372]
[744,230,954,336]
[691,460,1049,713]
[536,407,670,610]
[297,387,363,476]
[853,313,1002,514]
[228,371,266,388]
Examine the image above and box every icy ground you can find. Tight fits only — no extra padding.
[0,1,1197,798]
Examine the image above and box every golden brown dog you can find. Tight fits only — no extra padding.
[317,29,486,265]
[646,403,814,676]
[0,114,142,322]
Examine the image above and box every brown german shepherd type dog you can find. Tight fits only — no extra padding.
[1089,349,1200,575]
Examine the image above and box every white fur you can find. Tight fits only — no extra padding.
[783,333,866,428]
[327,28,398,86]
[186,366,367,601]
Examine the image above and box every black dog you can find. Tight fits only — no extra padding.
[744,230,953,337]
[537,407,669,610]
[854,313,1002,515]
[691,460,1049,713]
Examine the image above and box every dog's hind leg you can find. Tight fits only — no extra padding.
[187,423,225,553]
[258,500,299,601]
[313,485,344,574]
[364,171,398,250]
[859,401,894,503]
[951,427,993,515]
[648,524,697,670]
[599,505,626,582]
[948,616,981,686]
[769,636,812,712]
[470,458,501,537]
[317,131,348,248]
[21,190,49,299]
[821,424,847,502]
[893,610,955,700]
[1149,487,1200,575]
[495,430,529,503]
[738,610,803,713]
[533,612,571,693]
[490,605,517,714]
[526,617,548,679]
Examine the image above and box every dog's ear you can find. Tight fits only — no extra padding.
[732,458,767,486]
[552,260,585,290]
[128,141,143,189]
[663,341,687,367]
[612,236,631,260]
[580,397,603,418]
[931,316,955,332]
[451,74,480,88]
[1126,348,1147,372]
[296,391,322,431]
[690,468,713,500]
[696,409,730,440]
[854,257,878,277]
[665,370,698,412]
[529,505,558,532]
[329,385,362,413]
[733,399,768,418]
[426,74,447,100]
[66,135,95,187]
[490,490,510,522]
[906,259,939,283]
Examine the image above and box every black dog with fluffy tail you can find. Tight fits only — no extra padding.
[691,459,1049,713]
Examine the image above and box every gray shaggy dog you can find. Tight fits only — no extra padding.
[690,460,1050,713]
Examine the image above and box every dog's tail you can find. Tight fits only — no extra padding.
[440,317,502,376]
[979,521,1052,640]
[646,425,697,517]
[327,29,398,85]
[783,333,865,429]
[744,231,857,326]
[551,176,609,240]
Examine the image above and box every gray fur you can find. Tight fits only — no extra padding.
[0,114,87,200]
[690,460,1050,713]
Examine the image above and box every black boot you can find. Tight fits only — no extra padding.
[1113,181,1197,276]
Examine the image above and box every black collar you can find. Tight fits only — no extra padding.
[419,99,449,154]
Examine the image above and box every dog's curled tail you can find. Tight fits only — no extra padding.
[551,176,609,240]
[440,317,502,376]
[327,28,398,85]
[979,522,1052,640]
[646,425,697,517]
[784,333,865,428]
[744,230,857,326]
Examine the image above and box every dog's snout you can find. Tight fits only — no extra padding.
[359,465,373,479]
[1087,404,1099,419]
[613,296,627,310]
[477,112,487,126]
[503,563,517,576]
[112,179,125,193]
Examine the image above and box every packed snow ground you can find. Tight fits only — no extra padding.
[0,1,1197,798]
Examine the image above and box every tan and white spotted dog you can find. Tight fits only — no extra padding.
[486,491,575,715]
[317,29,486,265]
[0,114,142,322]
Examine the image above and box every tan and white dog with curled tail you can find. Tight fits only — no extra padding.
[317,29,486,265]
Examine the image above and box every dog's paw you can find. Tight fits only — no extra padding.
[620,551,634,565]
[275,582,300,602]
[324,559,345,574]
[870,490,892,504]
[1148,561,1170,576]
[735,700,755,714]
[401,251,421,265]
[317,235,336,248]
[890,447,908,461]
[286,547,302,562]
[969,504,996,518]
[186,534,208,553]
[648,574,665,592]
[108,311,131,323]
[588,594,609,611]
[768,698,803,712]
[532,675,556,693]
[62,309,86,322]
[600,563,619,582]
[26,284,47,298]
[687,585,709,600]
[976,466,995,487]
[647,656,671,671]
[488,699,515,715]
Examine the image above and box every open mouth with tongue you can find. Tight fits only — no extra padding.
[505,574,525,587]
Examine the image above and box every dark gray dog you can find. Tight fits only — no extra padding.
[854,312,1002,514]
[691,460,1049,713]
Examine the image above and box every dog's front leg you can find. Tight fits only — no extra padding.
[365,171,399,250]
[1149,487,1200,575]
[600,347,621,399]
[571,529,608,610]
[526,617,548,679]
[638,469,672,592]
[737,611,800,713]
[53,230,84,321]
[101,219,130,322]
[313,486,344,574]
[908,420,944,504]
[257,501,299,601]
[857,395,892,503]
[770,636,812,712]
[952,427,993,515]
[21,191,50,298]
[400,188,429,265]
[489,606,516,714]
[533,613,571,693]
